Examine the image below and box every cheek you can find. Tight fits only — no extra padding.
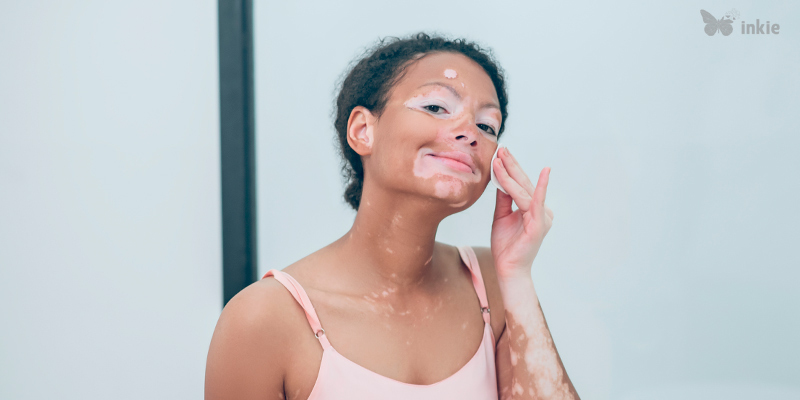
[434,126,449,140]
[480,137,498,160]
[379,113,428,150]
[483,131,498,144]
[402,109,442,137]
[469,141,496,179]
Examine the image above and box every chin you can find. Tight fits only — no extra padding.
[432,178,473,208]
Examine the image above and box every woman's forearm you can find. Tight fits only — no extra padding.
[498,272,579,400]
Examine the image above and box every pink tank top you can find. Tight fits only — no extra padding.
[262,245,498,399]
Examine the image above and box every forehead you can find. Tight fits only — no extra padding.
[391,52,499,103]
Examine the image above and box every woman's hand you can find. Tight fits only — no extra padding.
[490,146,554,280]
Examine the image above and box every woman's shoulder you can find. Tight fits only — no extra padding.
[228,274,308,326]
[211,274,311,357]
[210,252,329,352]
[206,272,315,397]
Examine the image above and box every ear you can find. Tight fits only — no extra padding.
[346,106,376,156]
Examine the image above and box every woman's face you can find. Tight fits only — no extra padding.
[363,52,502,210]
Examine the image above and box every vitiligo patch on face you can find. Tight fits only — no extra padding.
[444,69,458,79]
[413,148,479,207]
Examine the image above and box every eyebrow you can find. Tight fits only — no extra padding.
[417,82,501,112]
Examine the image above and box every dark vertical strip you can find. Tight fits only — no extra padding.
[218,0,257,306]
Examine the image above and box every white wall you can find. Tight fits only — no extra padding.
[0,2,221,399]
[254,1,800,399]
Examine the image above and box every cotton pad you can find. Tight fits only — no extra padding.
[490,146,508,194]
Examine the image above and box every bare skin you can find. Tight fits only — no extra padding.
[490,155,579,399]
[205,52,579,400]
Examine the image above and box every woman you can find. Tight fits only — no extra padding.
[205,33,580,400]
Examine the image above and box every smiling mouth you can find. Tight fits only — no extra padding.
[426,154,473,173]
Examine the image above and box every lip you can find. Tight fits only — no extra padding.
[426,150,476,174]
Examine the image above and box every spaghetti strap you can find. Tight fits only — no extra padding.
[262,269,332,350]
[259,250,499,399]
[456,246,492,325]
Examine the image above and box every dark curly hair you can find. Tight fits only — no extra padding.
[334,32,509,211]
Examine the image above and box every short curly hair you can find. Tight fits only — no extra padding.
[334,32,509,211]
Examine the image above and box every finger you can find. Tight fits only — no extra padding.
[494,157,533,212]
[493,186,513,221]
[533,167,551,208]
[500,148,536,198]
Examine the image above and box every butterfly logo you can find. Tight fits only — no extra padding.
[700,9,735,36]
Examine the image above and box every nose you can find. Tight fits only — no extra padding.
[450,114,479,147]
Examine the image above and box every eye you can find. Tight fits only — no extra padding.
[423,105,446,114]
[477,123,496,136]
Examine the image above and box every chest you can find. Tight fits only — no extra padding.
[283,282,488,399]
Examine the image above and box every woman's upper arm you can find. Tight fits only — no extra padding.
[205,279,293,400]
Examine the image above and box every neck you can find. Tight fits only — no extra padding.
[333,184,452,294]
